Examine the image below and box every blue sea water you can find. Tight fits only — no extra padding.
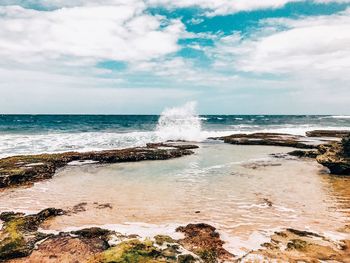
[1,114,350,134]
[0,113,349,158]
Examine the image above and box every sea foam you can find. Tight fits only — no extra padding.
[156,101,203,142]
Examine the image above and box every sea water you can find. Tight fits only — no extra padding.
[0,102,349,157]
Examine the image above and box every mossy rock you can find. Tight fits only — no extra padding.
[177,254,197,263]
[0,217,28,259]
[89,239,179,263]
[0,208,63,260]
[197,249,218,263]
[287,239,308,251]
[154,235,176,245]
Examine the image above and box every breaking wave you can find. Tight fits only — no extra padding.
[156,101,203,142]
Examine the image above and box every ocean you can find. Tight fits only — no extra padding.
[1,111,350,158]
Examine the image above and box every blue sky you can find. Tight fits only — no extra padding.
[0,0,349,114]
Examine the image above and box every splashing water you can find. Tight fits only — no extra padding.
[156,101,202,142]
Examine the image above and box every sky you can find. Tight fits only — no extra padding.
[0,0,349,114]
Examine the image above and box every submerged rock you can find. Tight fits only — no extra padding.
[0,208,64,261]
[241,160,282,169]
[214,133,316,149]
[288,149,320,158]
[0,144,197,188]
[316,136,350,175]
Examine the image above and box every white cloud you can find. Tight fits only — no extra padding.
[0,4,184,63]
[0,0,349,114]
[0,67,196,113]
[0,0,145,9]
[211,8,350,80]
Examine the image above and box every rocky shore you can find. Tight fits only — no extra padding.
[0,209,233,263]
[1,130,350,262]
[1,130,348,190]
[0,143,198,189]
[216,131,350,175]
[1,208,349,263]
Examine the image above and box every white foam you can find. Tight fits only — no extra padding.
[0,131,158,158]
[1,125,349,158]
[156,101,202,142]
[220,230,272,257]
[330,115,350,119]
[44,222,184,240]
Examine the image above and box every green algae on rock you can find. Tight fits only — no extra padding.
[89,239,180,263]
[154,235,176,246]
[2,214,232,263]
[0,208,64,261]
[3,211,350,263]
[0,143,198,188]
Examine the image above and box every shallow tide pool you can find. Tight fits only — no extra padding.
[1,142,350,254]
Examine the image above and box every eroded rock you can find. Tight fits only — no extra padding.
[214,133,316,149]
[8,234,109,263]
[316,136,350,175]
[176,223,234,262]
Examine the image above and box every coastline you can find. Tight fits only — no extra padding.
[0,130,350,262]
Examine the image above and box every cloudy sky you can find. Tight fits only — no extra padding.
[0,0,349,114]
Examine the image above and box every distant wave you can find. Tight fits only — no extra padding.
[319,115,350,119]
[331,115,350,119]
